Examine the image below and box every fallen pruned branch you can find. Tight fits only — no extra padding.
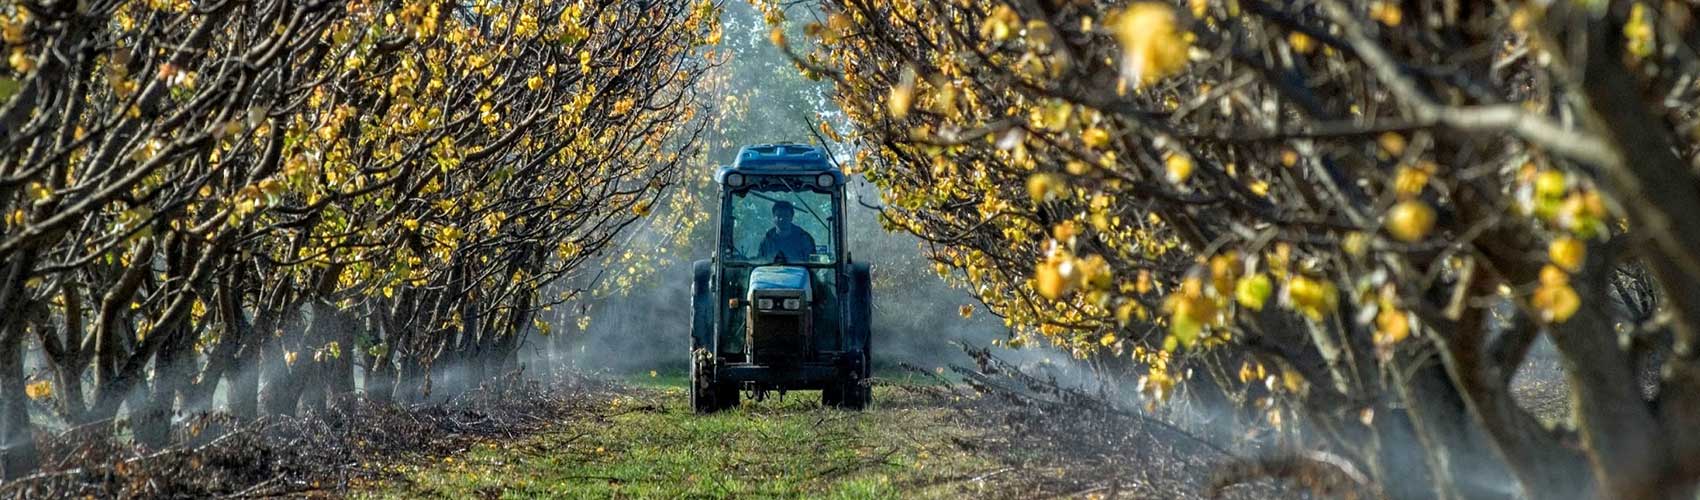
[1206,450,1374,500]
[0,371,621,499]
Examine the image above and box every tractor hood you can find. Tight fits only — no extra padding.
[746,266,812,302]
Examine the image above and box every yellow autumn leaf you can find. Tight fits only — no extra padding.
[979,5,1020,41]
[1083,127,1110,149]
[25,379,52,400]
[1248,180,1270,197]
[1386,200,1435,243]
[1287,31,1315,54]
[1076,254,1113,290]
[888,65,916,119]
[1035,258,1069,300]
[1376,307,1411,344]
[819,120,842,142]
[1370,1,1403,27]
[1281,367,1306,393]
[1164,153,1194,184]
[1535,170,1568,200]
[1116,301,1145,326]
[1393,162,1433,199]
[1626,4,1655,59]
[1342,231,1370,257]
[9,47,34,73]
[1378,132,1407,157]
[1109,3,1191,88]
[1549,236,1585,273]
[1533,281,1581,323]
[1026,172,1064,202]
[1286,275,1338,321]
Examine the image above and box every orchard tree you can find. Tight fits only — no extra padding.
[0,0,713,478]
[790,0,1700,498]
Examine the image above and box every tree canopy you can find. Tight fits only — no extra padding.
[0,0,715,478]
[788,0,1700,498]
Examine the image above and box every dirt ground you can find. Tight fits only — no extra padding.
[2,370,1288,499]
[4,353,1578,499]
[356,374,1298,499]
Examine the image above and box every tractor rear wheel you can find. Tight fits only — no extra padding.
[822,379,869,410]
[824,351,872,410]
[824,377,869,410]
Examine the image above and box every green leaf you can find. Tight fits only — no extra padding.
[0,77,20,102]
[1235,273,1273,311]
[1168,314,1200,349]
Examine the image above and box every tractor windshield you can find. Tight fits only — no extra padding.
[725,179,836,265]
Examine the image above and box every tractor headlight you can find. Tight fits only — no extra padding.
[726,172,746,187]
[783,298,801,310]
[757,298,773,310]
[815,172,836,187]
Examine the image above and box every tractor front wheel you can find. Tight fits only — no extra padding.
[691,350,726,413]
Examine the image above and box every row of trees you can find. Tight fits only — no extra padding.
[552,0,1010,376]
[795,0,1700,498]
[0,0,715,478]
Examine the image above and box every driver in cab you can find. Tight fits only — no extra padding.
[760,201,816,263]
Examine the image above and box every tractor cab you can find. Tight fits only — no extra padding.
[689,144,873,412]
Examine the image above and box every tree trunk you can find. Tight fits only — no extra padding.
[322,301,355,398]
[52,282,89,424]
[494,289,534,377]
[259,308,307,417]
[259,351,302,416]
[134,351,174,448]
[186,271,242,415]
[1367,406,1439,500]
[1549,283,1669,499]
[363,305,395,403]
[229,341,260,419]
[1395,357,1520,500]
[1569,8,1700,496]
[87,240,156,423]
[364,353,395,403]
[398,355,427,403]
[298,359,327,413]
[124,373,152,446]
[297,303,329,413]
[0,255,39,478]
[0,313,36,479]
[1425,287,1594,500]
[226,299,260,419]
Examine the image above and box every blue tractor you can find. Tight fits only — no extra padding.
[690,144,873,412]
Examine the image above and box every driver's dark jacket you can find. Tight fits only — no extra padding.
[760,225,817,263]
